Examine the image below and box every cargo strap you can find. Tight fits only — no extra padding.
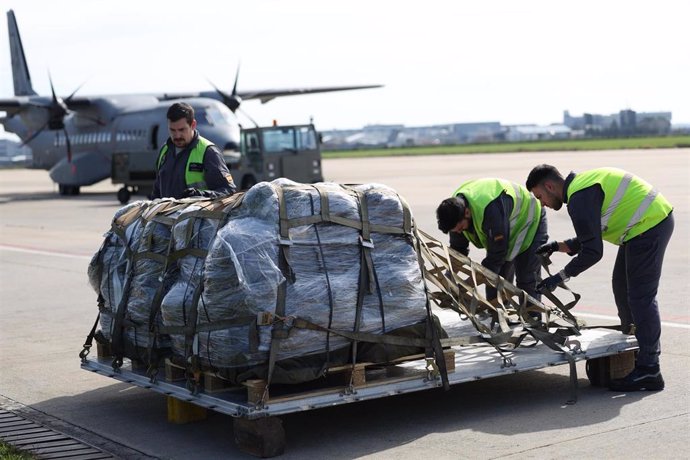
[79,311,101,362]
[263,185,294,406]
[412,223,450,389]
[414,229,585,403]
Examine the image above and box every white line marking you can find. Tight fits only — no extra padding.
[577,312,690,329]
[0,244,92,260]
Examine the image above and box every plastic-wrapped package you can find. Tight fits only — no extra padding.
[160,205,222,357]
[89,182,436,384]
[87,201,147,342]
[196,180,429,375]
[123,217,174,350]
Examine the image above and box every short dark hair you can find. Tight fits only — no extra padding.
[436,196,467,234]
[526,164,563,190]
[167,102,195,125]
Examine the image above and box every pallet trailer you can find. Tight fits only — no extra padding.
[80,217,638,457]
[81,318,637,457]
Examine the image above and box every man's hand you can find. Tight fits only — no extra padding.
[537,270,570,293]
[536,241,560,257]
[181,188,225,199]
[181,187,203,198]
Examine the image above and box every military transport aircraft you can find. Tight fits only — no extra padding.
[0,10,381,195]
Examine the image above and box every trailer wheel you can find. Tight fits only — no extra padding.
[117,187,131,204]
[586,358,608,387]
[233,417,285,458]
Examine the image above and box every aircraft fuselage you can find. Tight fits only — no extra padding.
[12,97,241,188]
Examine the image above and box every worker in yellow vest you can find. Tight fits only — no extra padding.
[152,102,236,199]
[526,164,674,392]
[436,178,548,307]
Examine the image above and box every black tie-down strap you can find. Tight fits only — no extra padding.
[525,327,583,405]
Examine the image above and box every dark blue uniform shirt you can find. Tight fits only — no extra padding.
[152,131,236,199]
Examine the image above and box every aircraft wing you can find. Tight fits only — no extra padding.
[159,84,383,105]
[0,98,23,116]
[235,84,384,104]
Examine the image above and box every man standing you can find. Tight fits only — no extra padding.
[152,102,236,199]
[525,164,674,391]
[436,178,548,305]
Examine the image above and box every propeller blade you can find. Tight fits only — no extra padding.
[206,78,226,97]
[63,128,72,163]
[238,107,259,128]
[207,76,241,112]
[231,62,241,96]
[21,121,50,147]
[48,72,59,103]
[65,80,88,102]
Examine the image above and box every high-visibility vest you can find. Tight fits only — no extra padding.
[157,136,213,190]
[454,178,541,261]
[567,167,672,244]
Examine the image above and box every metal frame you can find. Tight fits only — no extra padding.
[81,327,637,420]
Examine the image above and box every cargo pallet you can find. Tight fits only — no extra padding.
[80,317,637,458]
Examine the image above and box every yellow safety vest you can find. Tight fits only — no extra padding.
[454,178,541,261]
[157,136,213,190]
[566,167,672,244]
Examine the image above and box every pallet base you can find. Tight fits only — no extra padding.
[586,350,636,387]
[167,396,208,424]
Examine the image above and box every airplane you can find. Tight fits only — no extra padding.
[0,10,382,195]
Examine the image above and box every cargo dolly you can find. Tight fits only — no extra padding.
[81,320,636,457]
[80,227,637,457]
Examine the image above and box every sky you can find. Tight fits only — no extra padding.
[1,0,689,137]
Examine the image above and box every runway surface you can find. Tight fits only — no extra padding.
[0,149,688,459]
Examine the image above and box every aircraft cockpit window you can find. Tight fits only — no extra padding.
[203,106,233,127]
[197,108,212,126]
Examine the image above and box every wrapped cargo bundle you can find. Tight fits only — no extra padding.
[88,181,444,385]
[124,216,175,353]
[87,200,194,364]
[195,179,434,383]
[160,204,223,357]
[87,201,148,344]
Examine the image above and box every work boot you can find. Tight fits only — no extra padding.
[609,365,665,392]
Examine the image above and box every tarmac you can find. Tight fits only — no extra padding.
[0,149,688,459]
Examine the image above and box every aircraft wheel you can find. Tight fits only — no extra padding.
[58,184,80,196]
[117,187,131,204]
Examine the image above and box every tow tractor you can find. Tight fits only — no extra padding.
[111,123,324,204]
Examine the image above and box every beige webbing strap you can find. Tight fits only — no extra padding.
[396,193,413,235]
[262,184,295,405]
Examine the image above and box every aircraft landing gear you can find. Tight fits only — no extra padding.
[58,184,80,196]
[117,186,132,204]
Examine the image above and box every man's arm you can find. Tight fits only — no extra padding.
[481,195,510,274]
[203,145,237,196]
[563,186,605,277]
[481,195,510,300]
[151,159,162,199]
[449,231,470,256]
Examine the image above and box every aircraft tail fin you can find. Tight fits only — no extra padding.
[7,10,36,96]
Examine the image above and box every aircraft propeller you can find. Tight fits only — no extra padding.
[207,64,259,127]
[21,73,104,162]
